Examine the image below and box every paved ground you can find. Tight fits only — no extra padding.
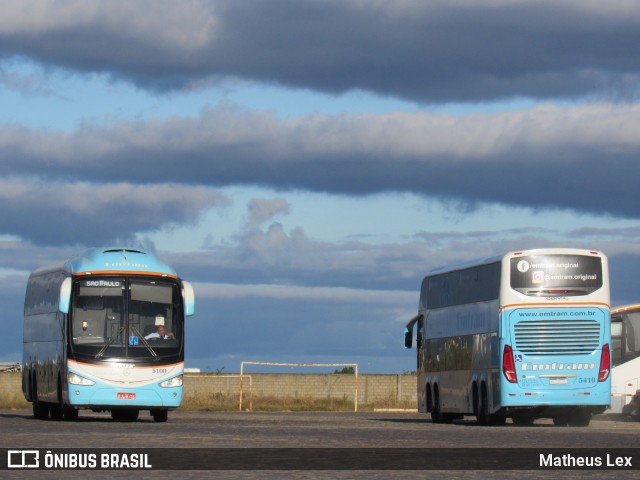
[1,410,638,479]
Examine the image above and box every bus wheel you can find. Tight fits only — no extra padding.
[477,384,490,425]
[50,377,65,420]
[431,386,443,424]
[490,415,507,426]
[111,409,140,422]
[50,405,63,420]
[151,410,168,423]
[552,415,569,427]
[567,410,591,427]
[31,376,49,420]
[63,407,79,421]
[476,384,505,426]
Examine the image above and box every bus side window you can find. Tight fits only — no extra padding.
[624,316,639,359]
[611,315,623,367]
[417,318,424,349]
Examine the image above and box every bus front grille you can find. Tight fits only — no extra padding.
[513,319,601,356]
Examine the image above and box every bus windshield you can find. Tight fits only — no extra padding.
[510,254,603,296]
[70,277,182,359]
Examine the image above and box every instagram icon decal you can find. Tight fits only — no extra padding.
[532,271,545,284]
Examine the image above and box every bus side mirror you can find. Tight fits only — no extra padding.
[59,277,72,314]
[182,281,195,316]
[404,328,413,349]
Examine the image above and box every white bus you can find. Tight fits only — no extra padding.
[22,247,195,422]
[609,304,640,416]
[404,248,611,426]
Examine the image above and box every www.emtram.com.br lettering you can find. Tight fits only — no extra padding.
[540,454,632,468]
[43,452,151,469]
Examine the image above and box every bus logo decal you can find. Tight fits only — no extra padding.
[521,362,595,371]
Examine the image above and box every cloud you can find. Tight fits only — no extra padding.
[1,1,640,101]
[246,198,290,227]
[0,178,229,245]
[0,66,59,96]
[1,104,640,219]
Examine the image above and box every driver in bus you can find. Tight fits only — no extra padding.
[145,318,175,340]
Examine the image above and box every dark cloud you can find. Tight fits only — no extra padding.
[609,252,640,307]
[0,178,228,245]
[1,105,639,221]
[1,1,640,102]
[0,279,25,360]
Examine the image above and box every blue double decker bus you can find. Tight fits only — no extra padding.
[22,247,195,422]
[404,248,611,426]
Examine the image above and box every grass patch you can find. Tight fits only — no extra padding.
[181,392,415,412]
[0,391,30,409]
[182,392,357,412]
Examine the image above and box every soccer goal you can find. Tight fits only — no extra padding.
[239,361,359,412]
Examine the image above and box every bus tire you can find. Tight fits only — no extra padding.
[476,384,489,425]
[50,405,63,420]
[552,415,569,426]
[151,410,168,423]
[431,385,443,424]
[477,383,505,426]
[567,410,591,427]
[472,383,480,421]
[63,406,79,421]
[31,375,49,420]
[50,376,64,420]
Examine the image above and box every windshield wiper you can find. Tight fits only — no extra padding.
[95,324,126,359]
[130,325,159,361]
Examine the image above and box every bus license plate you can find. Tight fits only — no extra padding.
[549,379,567,385]
[117,392,136,400]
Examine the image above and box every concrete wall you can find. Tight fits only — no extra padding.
[184,373,417,408]
[0,372,29,408]
[0,372,22,396]
[0,372,418,410]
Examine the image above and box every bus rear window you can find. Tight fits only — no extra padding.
[510,254,602,296]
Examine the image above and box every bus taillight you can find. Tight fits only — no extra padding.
[503,345,517,383]
[598,343,610,382]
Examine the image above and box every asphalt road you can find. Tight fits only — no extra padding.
[1,410,638,479]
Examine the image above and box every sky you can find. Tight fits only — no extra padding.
[2,0,640,373]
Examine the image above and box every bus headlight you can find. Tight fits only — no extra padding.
[68,372,95,386]
[159,375,183,388]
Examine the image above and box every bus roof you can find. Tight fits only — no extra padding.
[32,247,178,278]
[611,304,640,315]
[425,254,502,278]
